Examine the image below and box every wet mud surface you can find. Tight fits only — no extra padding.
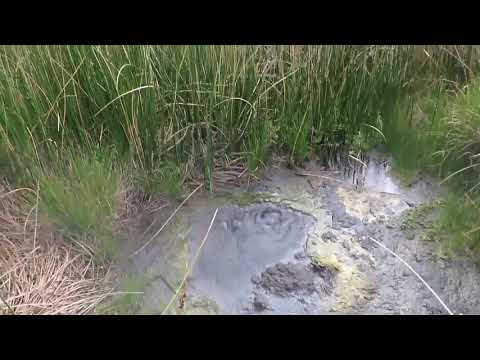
[186,203,315,314]
[121,152,480,315]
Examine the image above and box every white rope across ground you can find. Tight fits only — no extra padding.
[367,236,454,315]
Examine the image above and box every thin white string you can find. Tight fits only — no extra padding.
[368,236,454,315]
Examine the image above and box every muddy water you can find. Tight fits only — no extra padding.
[187,204,316,314]
[123,152,480,315]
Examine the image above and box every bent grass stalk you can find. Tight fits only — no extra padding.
[162,207,219,315]
[130,183,203,257]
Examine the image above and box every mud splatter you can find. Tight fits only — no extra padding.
[256,262,334,297]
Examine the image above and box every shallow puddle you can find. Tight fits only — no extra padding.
[339,152,401,194]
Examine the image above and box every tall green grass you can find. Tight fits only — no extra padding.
[381,61,480,255]
[0,46,431,183]
[1,45,479,257]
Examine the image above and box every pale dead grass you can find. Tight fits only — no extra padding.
[0,180,113,315]
[186,151,259,192]
[117,180,170,226]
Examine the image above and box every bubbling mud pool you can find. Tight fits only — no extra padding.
[186,203,330,314]
[119,152,480,315]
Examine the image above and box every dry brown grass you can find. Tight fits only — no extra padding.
[0,180,113,315]
[189,152,260,192]
[212,153,252,189]
[117,180,170,226]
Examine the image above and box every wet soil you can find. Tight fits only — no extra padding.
[119,151,480,315]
